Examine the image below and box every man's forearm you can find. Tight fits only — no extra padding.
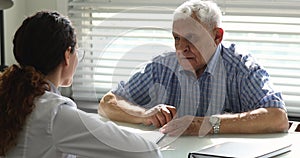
[98,92,146,124]
[218,108,289,134]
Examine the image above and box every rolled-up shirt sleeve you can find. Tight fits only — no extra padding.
[240,67,286,112]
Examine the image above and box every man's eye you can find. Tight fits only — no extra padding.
[187,35,200,43]
[174,36,180,41]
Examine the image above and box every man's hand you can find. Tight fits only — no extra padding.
[160,115,211,136]
[142,104,176,128]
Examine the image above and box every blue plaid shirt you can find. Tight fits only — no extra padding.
[112,43,286,117]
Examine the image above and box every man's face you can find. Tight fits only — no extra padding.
[172,15,217,76]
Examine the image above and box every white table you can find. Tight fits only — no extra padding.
[92,113,300,158]
[159,133,300,158]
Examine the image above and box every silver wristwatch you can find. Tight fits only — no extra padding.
[209,115,221,134]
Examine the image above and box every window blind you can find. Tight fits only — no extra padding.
[68,0,300,116]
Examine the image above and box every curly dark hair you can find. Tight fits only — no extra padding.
[0,11,76,156]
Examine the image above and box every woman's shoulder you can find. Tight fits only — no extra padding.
[37,91,76,107]
[33,91,77,119]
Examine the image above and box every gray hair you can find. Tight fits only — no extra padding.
[173,0,222,31]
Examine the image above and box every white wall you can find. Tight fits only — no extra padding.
[3,0,67,65]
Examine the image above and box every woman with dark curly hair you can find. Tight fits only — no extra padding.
[0,11,162,158]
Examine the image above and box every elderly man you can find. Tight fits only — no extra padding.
[98,0,289,136]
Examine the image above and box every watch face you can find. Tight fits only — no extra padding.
[210,116,221,134]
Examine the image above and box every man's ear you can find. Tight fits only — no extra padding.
[64,47,72,66]
[214,27,224,45]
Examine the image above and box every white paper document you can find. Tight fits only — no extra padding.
[189,141,292,158]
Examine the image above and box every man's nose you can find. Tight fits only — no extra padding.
[178,38,190,54]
